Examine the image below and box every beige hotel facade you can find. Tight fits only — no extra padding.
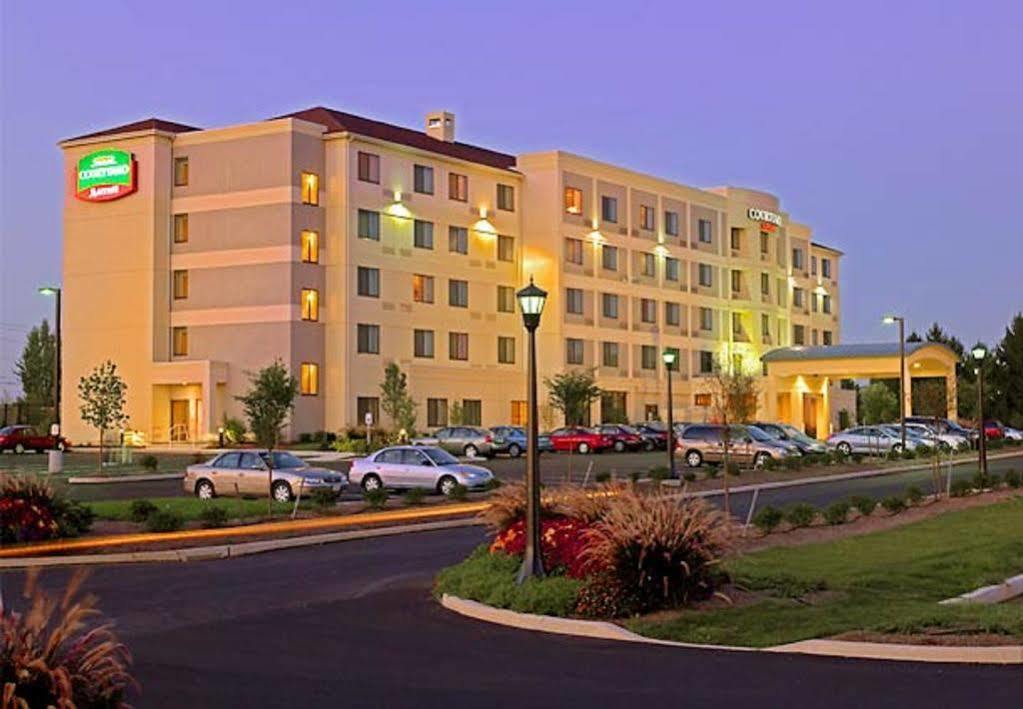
[59,107,845,444]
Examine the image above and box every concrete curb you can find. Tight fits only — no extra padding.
[940,572,1023,605]
[67,473,185,484]
[0,518,480,569]
[440,594,1023,665]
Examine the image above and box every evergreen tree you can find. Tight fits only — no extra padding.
[14,319,55,408]
[989,314,1023,428]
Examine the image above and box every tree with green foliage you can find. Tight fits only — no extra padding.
[545,369,602,425]
[379,362,417,434]
[705,358,760,517]
[14,319,55,423]
[860,381,899,424]
[906,330,922,343]
[448,400,464,426]
[236,359,298,514]
[988,313,1023,428]
[78,360,128,471]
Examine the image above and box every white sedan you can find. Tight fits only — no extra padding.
[348,446,494,496]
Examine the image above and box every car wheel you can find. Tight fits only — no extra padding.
[438,475,458,496]
[753,452,770,469]
[13,443,25,455]
[837,442,852,456]
[685,450,703,468]
[464,444,479,458]
[271,481,293,503]
[892,443,903,454]
[507,443,522,458]
[361,474,383,492]
[577,442,591,454]
[644,440,655,452]
[195,479,216,500]
[613,440,626,453]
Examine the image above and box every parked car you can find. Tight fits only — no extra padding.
[183,450,348,502]
[489,426,553,456]
[547,427,613,454]
[348,445,493,495]
[750,422,826,455]
[902,422,969,450]
[826,426,917,456]
[746,424,803,456]
[905,416,973,438]
[677,424,794,468]
[594,424,644,452]
[880,423,942,450]
[635,423,669,450]
[982,420,1005,440]
[0,425,69,453]
[411,426,496,458]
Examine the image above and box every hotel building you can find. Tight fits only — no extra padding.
[59,107,844,444]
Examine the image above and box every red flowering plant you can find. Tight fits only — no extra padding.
[490,517,597,578]
[0,475,93,544]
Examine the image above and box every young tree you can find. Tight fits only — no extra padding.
[860,382,899,424]
[14,319,55,422]
[914,379,950,497]
[448,400,464,426]
[78,360,128,471]
[236,360,298,514]
[703,358,759,518]
[379,362,417,434]
[545,369,601,426]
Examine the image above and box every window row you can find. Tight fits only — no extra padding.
[563,188,713,244]
[356,151,515,210]
[792,326,834,347]
[357,210,514,257]
[356,268,515,311]
[356,325,516,363]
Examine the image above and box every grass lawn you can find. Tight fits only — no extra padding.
[86,496,306,522]
[0,451,203,478]
[627,497,1023,647]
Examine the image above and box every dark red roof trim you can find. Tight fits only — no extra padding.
[63,118,200,143]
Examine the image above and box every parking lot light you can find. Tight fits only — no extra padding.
[882,314,906,453]
[662,349,677,479]
[516,278,547,584]
[38,286,62,432]
[972,345,988,475]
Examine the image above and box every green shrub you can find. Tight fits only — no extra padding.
[881,496,906,514]
[802,453,822,467]
[363,488,389,509]
[752,506,784,534]
[449,483,469,501]
[818,452,835,466]
[971,471,991,490]
[832,449,849,464]
[1004,469,1021,489]
[785,503,816,529]
[482,477,503,491]
[824,501,850,525]
[139,454,159,471]
[725,462,741,477]
[851,453,865,464]
[681,471,697,483]
[129,499,158,523]
[595,471,612,484]
[405,487,427,506]
[198,505,229,528]
[221,415,247,444]
[987,473,1002,489]
[905,485,924,505]
[145,509,184,533]
[648,466,670,482]
[987,438,1005,450]
[762,456,779,471]
[298,432,313,444]
[950,479,973,497]
[850,495,876,517]
[704,465,720,479]
[310,487,339,509]
[783,456,803,471]
[915,443,932,457]
[901,448,917,460]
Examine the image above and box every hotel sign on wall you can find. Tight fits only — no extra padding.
[75,149,137,202]
[748,207,783,232]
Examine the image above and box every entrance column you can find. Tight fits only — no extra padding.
[902,370,914,418]
[202,366,216,442]
[946,373,958,421]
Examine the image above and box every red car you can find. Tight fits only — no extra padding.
[983,420,1005,440]
[548,427,613,454]
[594,424,644,452]
[0,425,69,453]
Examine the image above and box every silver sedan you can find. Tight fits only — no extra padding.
[184,450,348,502]
[348,446,494,495]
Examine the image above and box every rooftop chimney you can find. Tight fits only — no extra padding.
[425,111,455,142]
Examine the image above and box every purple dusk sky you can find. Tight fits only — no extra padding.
[1,0,1021,396]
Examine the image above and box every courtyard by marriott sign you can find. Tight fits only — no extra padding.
[75,149,137,202]
[748,207,783,228]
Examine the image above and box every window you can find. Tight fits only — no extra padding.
[173,214,189,243]
[601,293,619,319]
[812,329,819,346]
[462,400,482,426]
[172,326,188,356]
[566,338,584,365]
[413,274,434,303]
[357,267,379,298]
[730,228,742,251]
[792,247,805,270]
[811,256,818,275]
[811,293,819,312]
[602,342,619,367]
[760,231,769,254]
[357,210,380,240]
[414,329,435,358]
[510,400,527,426]
[357,152,380,183]
[698,219,712,243]
[301,288,319,321]
[822,258,832,278]
[761,313,770,337]
[449,332,469,361]
[698,263,713,287]
[636,345,655,370]
[565,238,583,265]
[694,393,712,407]
[793,287,805,308]
[699,351,715,374]
[413,220,434,249]
[172,270,188,300]
[641,252,656,277]
[699,307,714,331]
[357,324,380,354]
[761,272,770,295]
[566,288,584,315]
[822,294,832,314]
[301,172,319,205]
[823,330,833,346]
[665,302,680,326]
[357,397,380,426]
[731,270,742,293]
[449,173,468,201]
[301,230,319,263]
[498,336,516,364]
[564,187,583,214]
[300,363,319,396]
[732,312,743,335]
[497,285,515,313]
[414,164,434,194]
[449,279,468,307]
[497,235,514,262]
[793,324,806,345]
[448,226,468,254]
[497,184,515,211]
[640,298,657,323]
[601,196,618,223]
[602,244,618,271]
[665,211,679,236]
[665,257,680,282]
[173,157,189,186]
[427,399,448,427]
[639,205,655,230]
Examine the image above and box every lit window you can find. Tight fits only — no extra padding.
[414,329,435,358]
[357,324,379,354]
[449,173,468,202]
[357,209,380,240]
[564,187,583,215]
[301,172,319,206]
[427,399,448,427]
[565,238,583,265]
[357,267,379,298]
[602,342,619,368]
[694,393,711,407]
[173,157,189,187]
[301,230,319,263]
[665,211,679,236]
[566,338,584,365]
[602,245,618,271]
[448,226,468,254]
[413,274,434,304]
[301,288,319,321]
[601,196,618,223]
[449,332,469,361]
[497,235,514,262]
[172,326,188,356]
[640,205,655,231]
[414,220,434,249]
[566,288,584,315]
[498,336,516,364]
[448,280,468,308]
[414,164,434,194]
[497,285,515,313]
[300,363,319,396]
[172,270,188,300]
[497,184,515,211]
[510,401,527,426]
[698,219,712,244]
[173,214,189,243]
[357,152,380,184]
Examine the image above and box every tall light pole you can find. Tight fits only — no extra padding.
[515,278,548,584]
[39,287,62,431]
[972,345,988,476]
[883,314,906,452]
[662,349,677,479]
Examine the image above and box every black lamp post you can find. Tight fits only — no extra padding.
[39,286,62,432]
[972,345,988,476]
[883,314,906,452]
[515,277,548,584]
[662,349,677,479]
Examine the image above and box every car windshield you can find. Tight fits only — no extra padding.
[746,426,774,442]
[260,452,306,468]
[780,424,817,445]
[422,448,459,465]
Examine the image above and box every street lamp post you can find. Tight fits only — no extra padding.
[39,287,62,431]
[883,315,906,453]
[972,345,988,476]
[515,278,548,584]
[662,349,677,479]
